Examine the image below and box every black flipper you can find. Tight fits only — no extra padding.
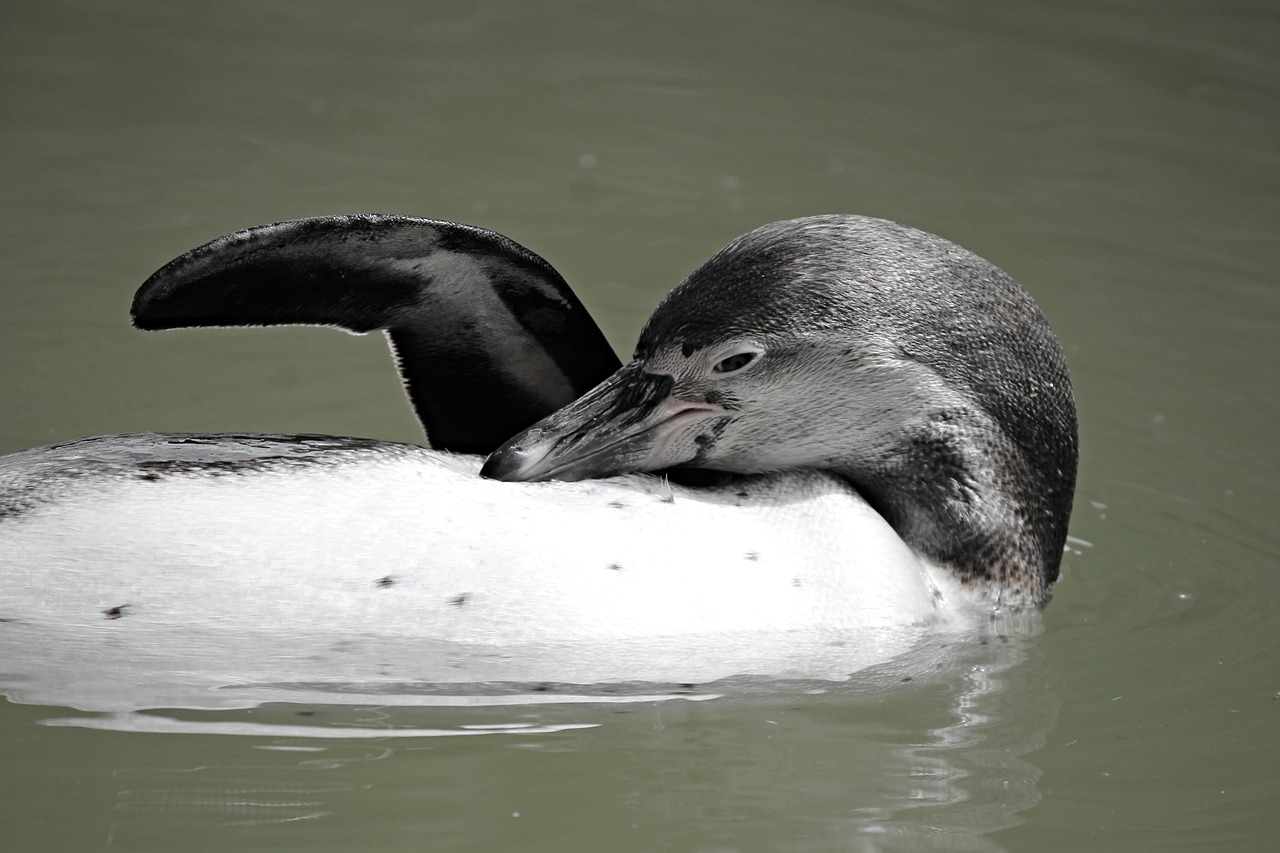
[132,215,622,454]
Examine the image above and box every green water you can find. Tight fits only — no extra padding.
[2,1,1277,850]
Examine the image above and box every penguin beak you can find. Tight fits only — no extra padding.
[480,360,727,482]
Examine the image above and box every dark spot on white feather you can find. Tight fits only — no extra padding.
[607,500,627,509]
[607,563,623,571]
[745,551,760,562]
[791,578,803,588]
[137,472,160,482]
[103,604,131,620]
[375,576,395,588]
[448,593,471,607]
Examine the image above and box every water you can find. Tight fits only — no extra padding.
[2,0,1277,849]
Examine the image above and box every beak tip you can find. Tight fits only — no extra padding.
[480,438,557,482]
[478,449,522,481]
[479,360,677,484]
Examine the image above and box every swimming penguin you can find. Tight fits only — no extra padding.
[0,214,1077,684]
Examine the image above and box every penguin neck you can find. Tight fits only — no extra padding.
[831,424,1053,607]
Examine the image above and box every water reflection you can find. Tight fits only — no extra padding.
[6,614,1053,851]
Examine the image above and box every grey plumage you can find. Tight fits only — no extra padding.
[487,215,1078,604]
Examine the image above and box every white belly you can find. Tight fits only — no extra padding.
[1,442,979,705]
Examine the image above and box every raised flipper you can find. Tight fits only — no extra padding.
[132,215,622,454]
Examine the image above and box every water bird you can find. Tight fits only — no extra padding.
[0,214,1076,684]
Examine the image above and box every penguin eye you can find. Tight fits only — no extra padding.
[712,350,758,375]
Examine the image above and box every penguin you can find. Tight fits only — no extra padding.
[0,214,1077,683]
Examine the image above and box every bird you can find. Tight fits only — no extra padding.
[0,214,1077,686]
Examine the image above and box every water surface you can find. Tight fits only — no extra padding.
[2,1,1277,850]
